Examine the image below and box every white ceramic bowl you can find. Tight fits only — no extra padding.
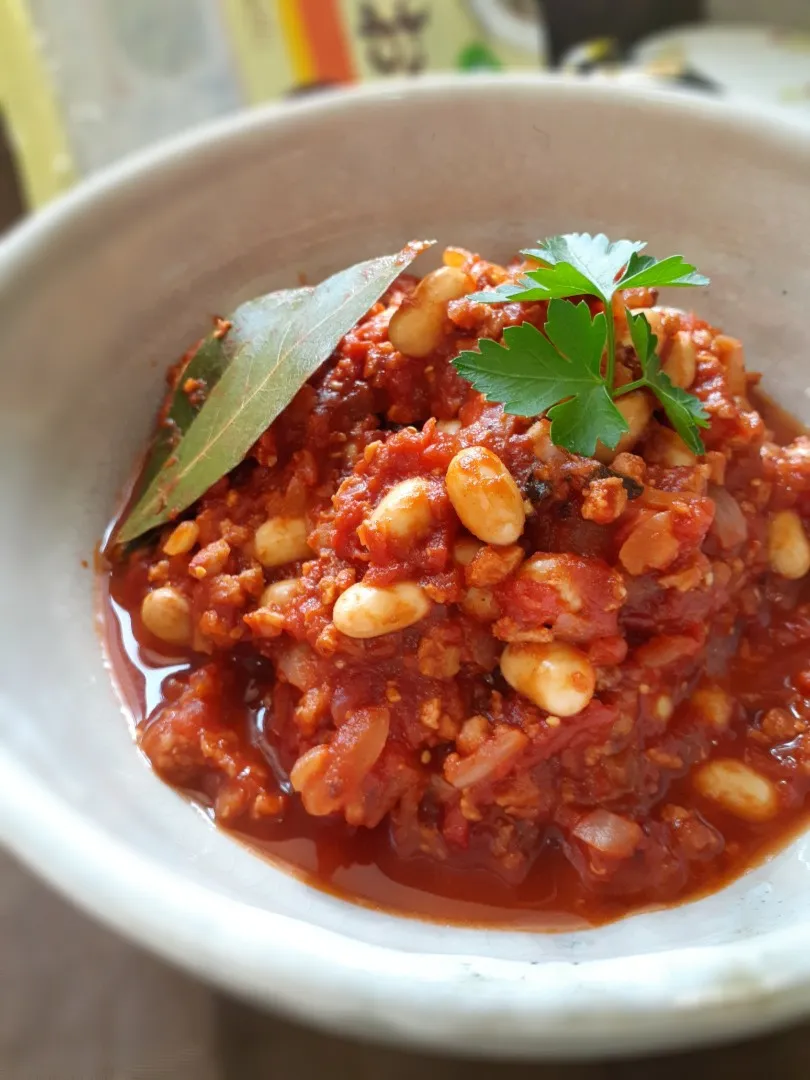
[2,76,810,1060]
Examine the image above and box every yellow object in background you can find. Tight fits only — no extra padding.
[220,0,294,102]
[222,0,544,101]
[2,0,810,218]
[0,0,547,211]
[0,0,75,208]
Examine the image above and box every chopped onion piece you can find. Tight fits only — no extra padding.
[572,810,644,859]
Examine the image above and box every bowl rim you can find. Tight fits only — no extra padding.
[2,73,810,1059]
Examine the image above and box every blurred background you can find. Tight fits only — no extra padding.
[2,0,810,232]
[1,2,810,1078]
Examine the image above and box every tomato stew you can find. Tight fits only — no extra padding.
[102,248,810,929]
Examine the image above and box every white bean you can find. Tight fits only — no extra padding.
[693,759,779,822]
[716,335,746,395]
[162,520,199,556]
[261,578,302,609]
[653,695,674,722]
[500,641,596,717]
[453,537,484,566]
[254,516,312,568]
[646,425,697,467]
[419,265,473,304]
[521,554,582,612]
[691,687,733,731]
[388,266,472,357]
[276,642,318,691]
[141,586,191,646]
[446,446,525,545]
[768,510,810,580]
[663,331,697,389]
[619,306,665,345]
[615,391,654,447]
[596,391,653,463]
[618,308,695,389]
[367,477,433,543]
[333,581,430,639]
[442,246,469,269]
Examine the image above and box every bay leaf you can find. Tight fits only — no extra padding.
[117,241,432,543]
[133,286,311,498]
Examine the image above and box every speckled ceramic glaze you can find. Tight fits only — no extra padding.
[1,77,810,1059]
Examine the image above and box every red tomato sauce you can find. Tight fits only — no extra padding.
[101,250,810,929]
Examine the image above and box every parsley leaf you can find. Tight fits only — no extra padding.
[620,252,710,291]
[469,232,710,306]
[548,384,629,458]
[457,233,712,459]
[453,321,589,417]
[468,282,536,304]
[501,262,596,301]
[453,300,627,456]
[624,309,710,455]
[521,234,646,301]
[545,298,606,374]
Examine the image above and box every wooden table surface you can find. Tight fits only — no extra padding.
[1,848,806,1080]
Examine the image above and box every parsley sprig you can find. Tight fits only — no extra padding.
[454,233,711,457]
[620,308,710,455]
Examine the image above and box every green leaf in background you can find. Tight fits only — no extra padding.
[117,241,432,543]
[457,41,502,71]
